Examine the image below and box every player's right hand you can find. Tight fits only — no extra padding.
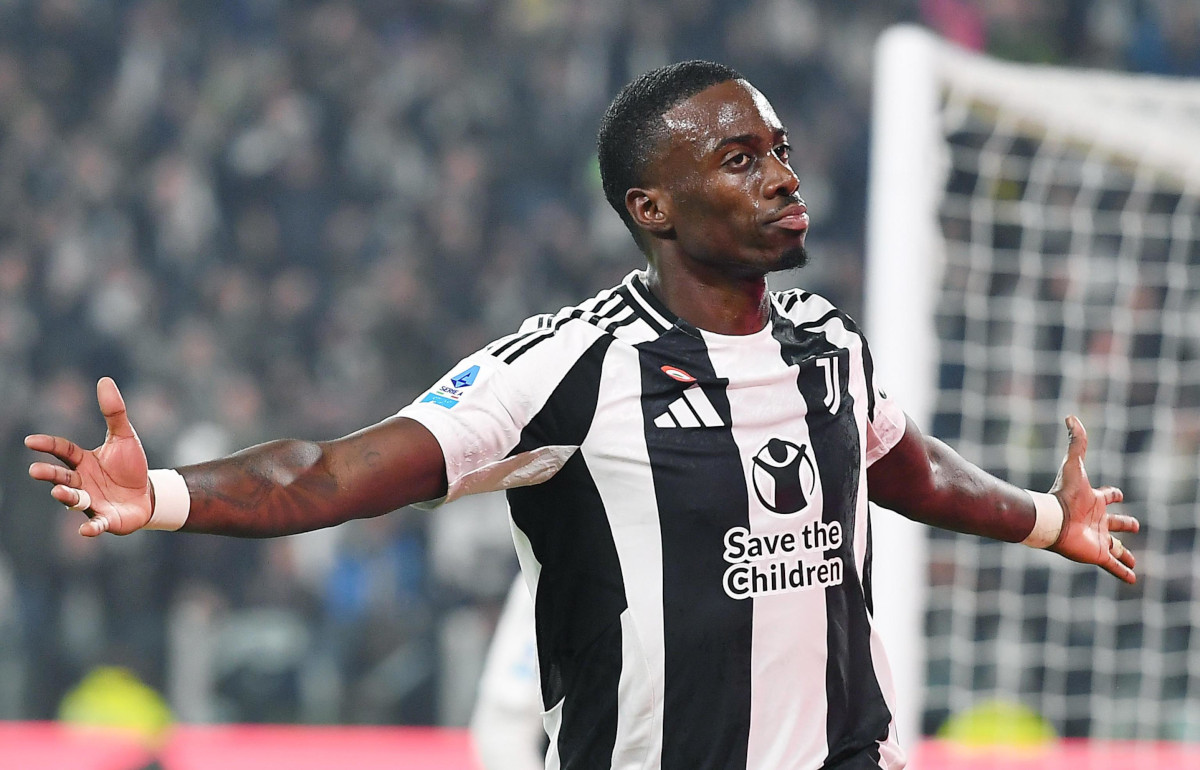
[26,377,153,537]
[1047,415,1139,584]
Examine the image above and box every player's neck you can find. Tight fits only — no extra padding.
[645,260,770,336]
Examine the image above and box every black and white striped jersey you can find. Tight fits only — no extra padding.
[399,270,908,770]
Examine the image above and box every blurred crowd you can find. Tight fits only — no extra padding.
[0,0,1196,727]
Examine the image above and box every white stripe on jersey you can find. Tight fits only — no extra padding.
[699,323,833,767]
[588,343,666,769]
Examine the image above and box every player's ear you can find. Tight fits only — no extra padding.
[626,187,673,237]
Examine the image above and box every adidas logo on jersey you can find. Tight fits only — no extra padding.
[653,384,724,428]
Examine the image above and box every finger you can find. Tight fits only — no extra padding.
[28,462,80,487]
[51,484,90,510]
[1117,544,1136,571]
[1101,553,1137,585]
[24,434,86,469]
[67,488,91,512]
[97,377,135,441]
[79,515,110,537]
[1096,485,1123,504]
[1108,537,1136,570]
[1065,415,1089,464]
[1107,513,1140,534]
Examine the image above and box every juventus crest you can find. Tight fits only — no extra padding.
[815,355,841,414]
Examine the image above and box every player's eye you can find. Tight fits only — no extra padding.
[774,144,792,164]
[724,152,752,171]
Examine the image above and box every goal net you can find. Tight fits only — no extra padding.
[865,26,1200,742]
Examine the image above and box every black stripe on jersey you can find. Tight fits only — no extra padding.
[494,290,610,363]
[607,310,641,330]
[501,330,556,363]
[792,308,878,424]
[839,314,878,423]
[505,335,624,770]
[502,314,607,364]
[500,291,656,363]
[774,290,814,314]
[621,279,672,335]
[491,277,674,365]
[489,291,614,361]
[597,307,630,326]
[489,329,541,359]
[638,329,752,770]
[771,312,891,769]
[863,511,875,617]
[592,301,635,335]
[594,292,625,318]
[792,308,842,334]
[500,308,592,363]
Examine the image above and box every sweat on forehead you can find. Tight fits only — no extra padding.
[661,80,782,153]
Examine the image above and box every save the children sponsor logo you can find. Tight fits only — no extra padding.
[722,436,840,600]
[721,521,844,600]
[420,364,482,409]
[750,438,818,516]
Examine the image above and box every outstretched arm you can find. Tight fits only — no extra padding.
[868,413,1139,583]
[27,377,448,537]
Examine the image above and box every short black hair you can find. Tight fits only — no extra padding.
[597,60,743,243]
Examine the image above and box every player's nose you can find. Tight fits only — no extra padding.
[764,155,800,199]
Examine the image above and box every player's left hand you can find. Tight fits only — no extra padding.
[1047,415,1139,584]
[25,377,153,537]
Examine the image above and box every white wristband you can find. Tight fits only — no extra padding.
[1022,490,1064,548]
[146,468,190,531]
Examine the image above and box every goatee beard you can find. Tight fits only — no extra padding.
[777,244,809,271]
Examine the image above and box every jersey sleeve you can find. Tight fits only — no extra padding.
[864,380,906,467]
[397,320,605,505]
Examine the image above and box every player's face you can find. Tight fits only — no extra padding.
[650,79,809,276]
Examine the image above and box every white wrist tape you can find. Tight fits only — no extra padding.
[1022,490,1064,548]
[146,469,190,531]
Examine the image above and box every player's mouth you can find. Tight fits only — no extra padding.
[767,203,809,231]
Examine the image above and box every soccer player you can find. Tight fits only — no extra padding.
[27,61,1138,769]
[470,575,544,770]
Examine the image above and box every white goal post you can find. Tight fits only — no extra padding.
[866,24,1200,745]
